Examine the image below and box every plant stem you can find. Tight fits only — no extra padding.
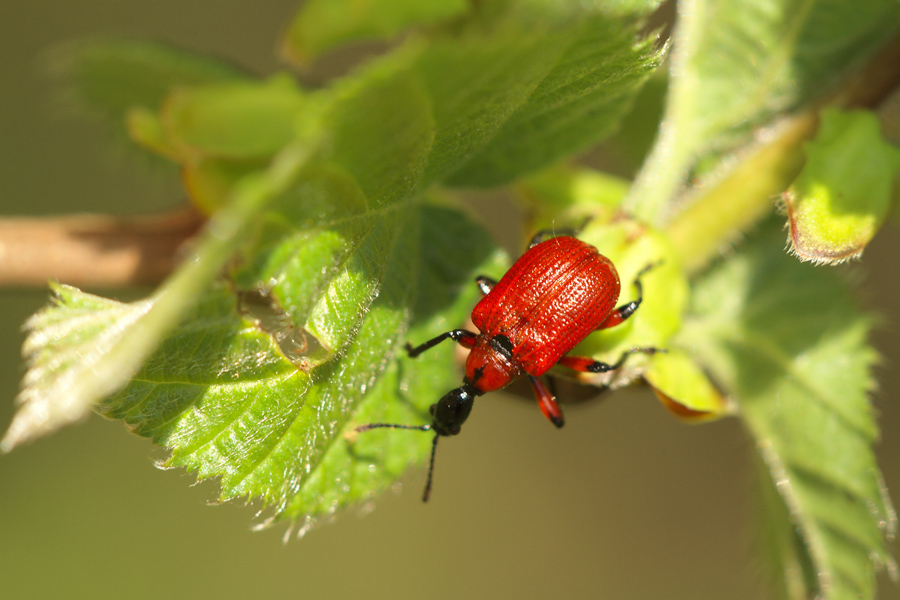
[0,208,204,288]
[666,113,817,275]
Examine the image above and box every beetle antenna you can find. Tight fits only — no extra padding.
[422,434,439,502]
[354,423,440,502]
[355,423,432,433]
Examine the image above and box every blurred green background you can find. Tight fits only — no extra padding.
[2,2,899,599]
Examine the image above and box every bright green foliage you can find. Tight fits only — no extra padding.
[786,108,900,263]
[101,205,501,523]
[679,220,894,600]
[283,0,468,64]
[6,3,662,521]
[0,284,154,451]
[628,0,900,222]
[2,142,319,451]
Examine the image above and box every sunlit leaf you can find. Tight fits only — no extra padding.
[445,11,661,186]
[785,108,900,264]
[0,284,155,451]
[102,204,502,525]
[679,219,895,600]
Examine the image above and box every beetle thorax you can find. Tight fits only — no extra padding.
[464,334,523,393]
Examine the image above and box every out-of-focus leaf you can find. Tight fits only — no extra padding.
[282,0,468,65]
[132,4,662,199]
[628,0,900,222]
[679,219,895,600]
[53,39,247,139]
[515,165,629,231]
[161,75,307,159]
[181,157,270,215]
[786,108,900,264]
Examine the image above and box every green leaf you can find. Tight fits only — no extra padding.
[53,39,248,139]
[302,1,662,189]
[445,12,661,186]
[785,108,900,264]
[515,165,630,230]
[2,142,320,451]
[643,349,729,420]
[6,1,677,522]
[161,74,307,159]
[126,4,661,196]
[101,204,502,524]
[628,0,900,222]
[679,219,895,600]
[282,0,468,65]
[0,284,155,450]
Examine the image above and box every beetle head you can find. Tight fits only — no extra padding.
[354,382,479,502]
[429,383,477,437]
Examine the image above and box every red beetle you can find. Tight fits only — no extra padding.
[358,232,659,500]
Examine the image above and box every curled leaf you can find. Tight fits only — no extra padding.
[1,285,154,451]
[786,108,900,264]
[643,349,729,421]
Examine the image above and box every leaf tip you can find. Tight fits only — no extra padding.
[0,396,85,452]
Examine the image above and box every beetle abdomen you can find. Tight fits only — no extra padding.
[471,236,620,376]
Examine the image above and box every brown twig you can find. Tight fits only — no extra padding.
[0,206,205,288]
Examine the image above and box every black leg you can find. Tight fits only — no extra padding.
[596,261,662,330]
[405,329,477,358]
[558,347,663,373]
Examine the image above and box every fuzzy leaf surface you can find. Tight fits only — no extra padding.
[678,220,894,600]
[102,205,501,523]
[442,8,661,186]
[786,108,900,264]
[628,0,900,221]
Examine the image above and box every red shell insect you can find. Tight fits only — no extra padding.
[358,232,659,500]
